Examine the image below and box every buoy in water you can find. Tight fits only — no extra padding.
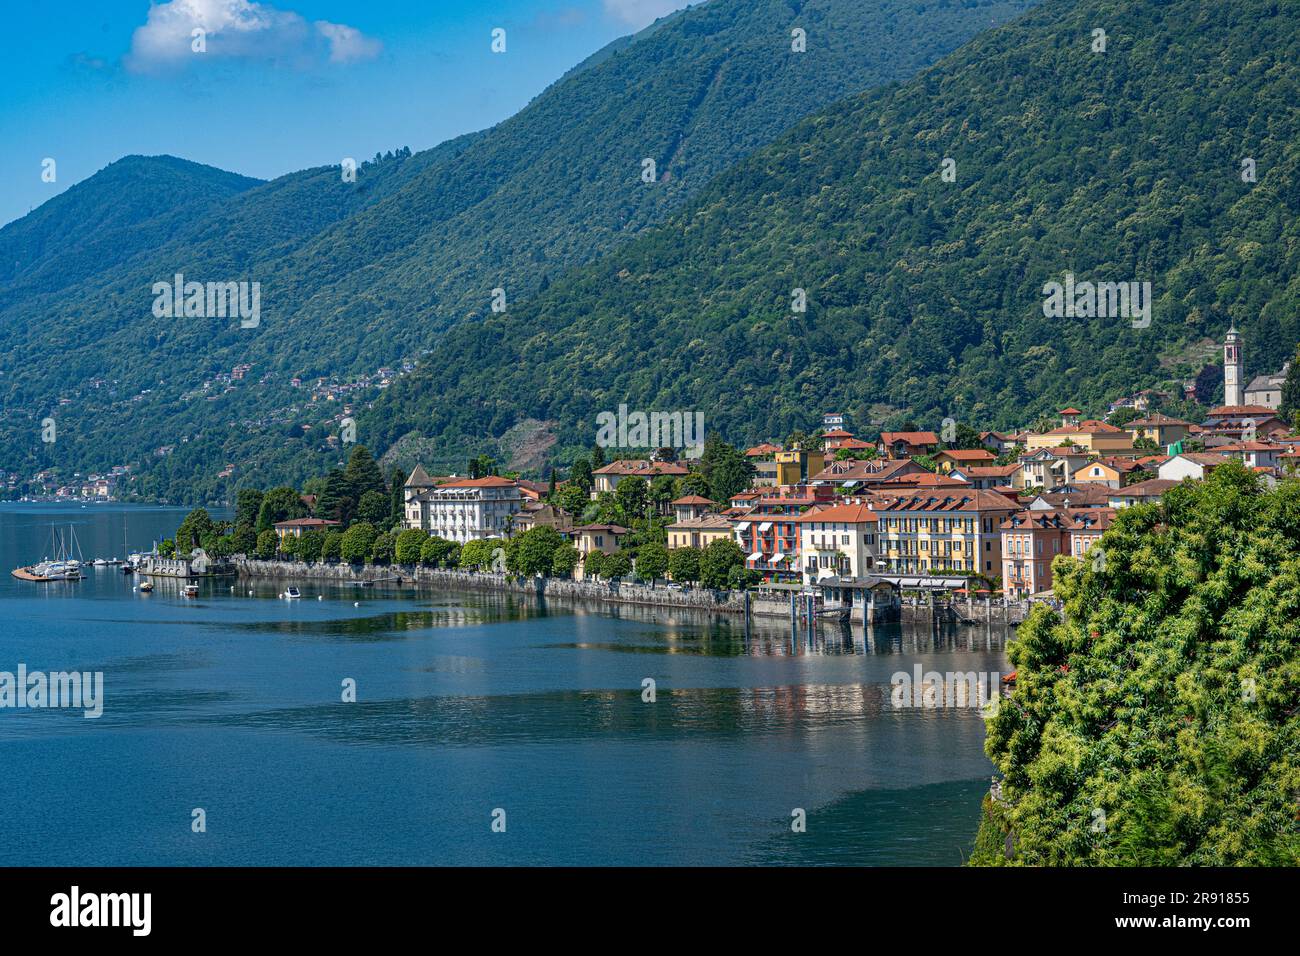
[317,595,323,601]
[353,602,360,608]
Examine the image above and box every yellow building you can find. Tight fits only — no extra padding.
[572,523,629,580]
[1025,420,1134,454]
[775,447,825,485]
[1125,413,1194,447]
[272,517,340,543]
[666,514,734,550]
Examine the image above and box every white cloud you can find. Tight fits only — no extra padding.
[602,0,690,30]
[126,0,380,71]
[314,21,382,64]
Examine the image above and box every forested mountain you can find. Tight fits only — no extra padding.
[367,0,1300,473]
[1,0,1037,502]
[0,156,261,293]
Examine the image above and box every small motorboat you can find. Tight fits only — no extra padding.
[183,584,199,598]
[139,581,154,593]
[284,586,302,600]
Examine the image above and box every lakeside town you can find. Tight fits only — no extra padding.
[125,323,1300,616]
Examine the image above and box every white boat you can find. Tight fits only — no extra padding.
[183,584,200,597]
[284,587,302,600]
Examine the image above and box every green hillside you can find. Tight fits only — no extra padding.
[367,0,1300,473]
[0,155,262,293]
[0,0,1037,500]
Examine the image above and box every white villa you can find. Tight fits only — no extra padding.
[402,467,522,542]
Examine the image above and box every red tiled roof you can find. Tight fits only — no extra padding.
[745,442,783,457]
[670,494,714,505]
[880,431,940,445]
[1045,420,1125,435]
[273,517,341,528]
[822,429,854,438]
[879,472,969,488]
[592,459,689,476]
[872,489,1019,513]
[1206,405,1276,417]
[960,464,1021,478]
[438,476,518,488]
[1112,478,1180,497]
[794,502,878,524]
[1059,407,1083,415]
[937,448,996,461]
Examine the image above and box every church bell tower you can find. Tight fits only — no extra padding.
[1224,323,1243,407]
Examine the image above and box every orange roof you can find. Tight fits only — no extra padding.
[438,476,518,488]
[745,442,783,456]
[1045,420,1124,435]
[793,502,878,524]
[1059,407,1083,415]
[961,464,1021,477]
[1207,405,1276,417]
[880,431,940,445]
[880,472,969,488]
[592,459,689,476]
[670,494,714,505]
[273,517,341,528]
[822,429,854,439]
[937,448,996,461]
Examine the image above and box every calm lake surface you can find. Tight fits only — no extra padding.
[0,503,1010,866]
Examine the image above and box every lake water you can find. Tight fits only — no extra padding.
[0,502,1009,866]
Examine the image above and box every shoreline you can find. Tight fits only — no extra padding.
[233,558,1028,625]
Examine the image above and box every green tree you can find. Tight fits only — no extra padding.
[420,535,457,567]
[279,532,300,559]
[321,531,343,562]
[582,550,606,580]
[614,475,648,519]
[680,471,712,498]
[1280,346,1300,420]
[460,539,498,570]
[297,529,325,563]
[554,483,589,516]
[370,532,395,564]
[509,526,566,576]
[344,445,386,500]
[700,436,755,504]
[231,522,257,556]
[395,528,428,565]
[389,466,407,528]
[973,462,1300,866]
[700,537,745,589]
[648,474,678,512]
[316,469,355,525]
[636,541,669,581]
[667,546,701,584]
[357,489,390,525]
[570,458,594,495]
[234,488,264,528]
[254,530,278,560]
[603,550,632,578]
[256,486,305,533]
[175,508,215,553]
[340,522,377,563]
[551,544,580,578]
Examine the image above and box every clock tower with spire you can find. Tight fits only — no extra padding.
[1223,322,1244,407]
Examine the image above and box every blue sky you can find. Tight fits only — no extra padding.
[0,0,691,226]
